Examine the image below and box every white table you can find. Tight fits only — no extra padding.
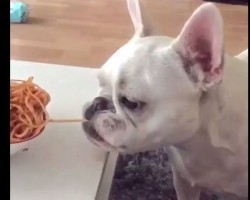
[10,60,118,200]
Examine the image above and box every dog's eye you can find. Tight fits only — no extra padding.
[120,96,144,110]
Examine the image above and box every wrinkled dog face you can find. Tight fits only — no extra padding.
[83,0,224,153]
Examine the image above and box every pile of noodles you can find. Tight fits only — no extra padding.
[10,77,50,143]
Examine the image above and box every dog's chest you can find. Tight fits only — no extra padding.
[167,146,246,196]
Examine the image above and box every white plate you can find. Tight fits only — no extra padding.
[10,60,108,200]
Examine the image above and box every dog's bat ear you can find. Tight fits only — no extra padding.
[127,0,159,38]
[172,3,224,90]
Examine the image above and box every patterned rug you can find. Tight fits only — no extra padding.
[109,148,225,200]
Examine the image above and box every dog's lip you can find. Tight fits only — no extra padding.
[87,135,117,151]
[82,121,117,150]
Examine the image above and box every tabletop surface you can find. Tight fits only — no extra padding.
[10,60,107,200]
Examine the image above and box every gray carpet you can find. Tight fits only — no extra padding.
[109,148,224,200]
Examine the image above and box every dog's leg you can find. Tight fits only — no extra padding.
[172,165,201,200]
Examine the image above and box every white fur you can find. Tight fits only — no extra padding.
[83,1,248,199]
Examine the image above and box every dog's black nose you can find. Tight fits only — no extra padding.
[85,97,109,120]
[93,97,109,112]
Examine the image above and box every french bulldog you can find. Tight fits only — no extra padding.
[83,1,248,199]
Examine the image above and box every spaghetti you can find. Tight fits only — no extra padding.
[10,77,50,143]
[10,77,86,144]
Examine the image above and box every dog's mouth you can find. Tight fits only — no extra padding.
[82,121,104,141]
[82,121,116,151]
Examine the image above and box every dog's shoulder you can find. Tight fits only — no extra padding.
[224,54,248,86]
[219,54,248,148]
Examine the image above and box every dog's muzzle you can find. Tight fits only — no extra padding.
[82,121,104,142]
[82,96,115,142]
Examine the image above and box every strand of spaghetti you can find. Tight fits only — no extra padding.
[49,119,86,123]
[11,77,34,83]
[25,82,48,124]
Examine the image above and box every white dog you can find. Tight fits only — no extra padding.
[83,1,248,199]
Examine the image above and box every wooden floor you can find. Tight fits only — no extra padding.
[10,0,248,68]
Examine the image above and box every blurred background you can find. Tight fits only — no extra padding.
[10,0,248,67]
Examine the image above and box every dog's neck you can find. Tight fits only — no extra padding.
[174,73,247,154]
[174,85,225,151]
